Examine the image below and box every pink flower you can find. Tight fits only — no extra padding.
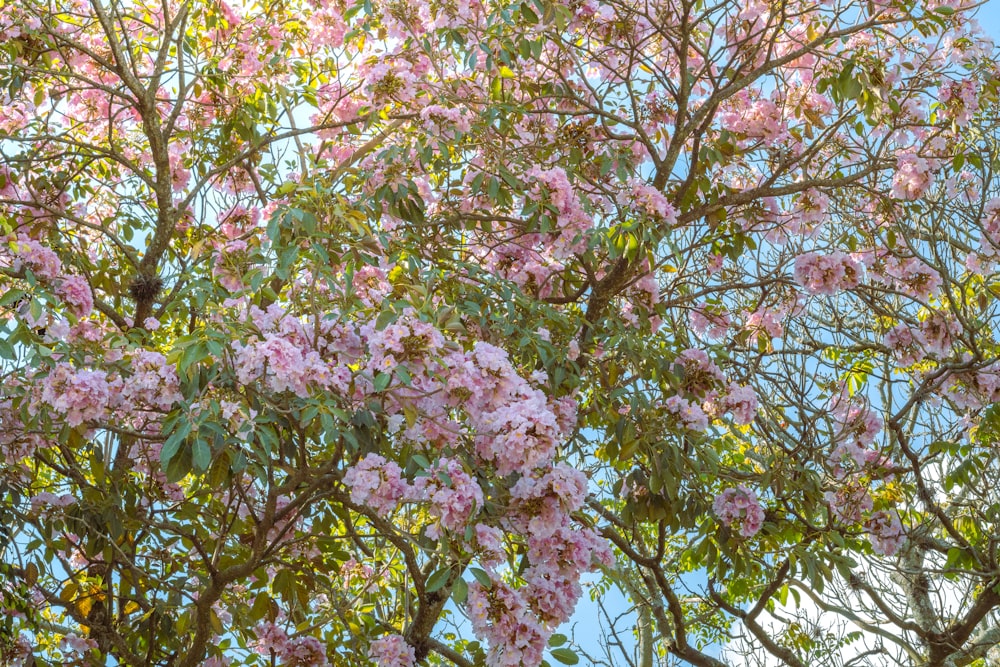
[725,384,758,425]
[866,510,904,556]
[56,275,92,317]
[892,154,935,200]
[343,454,411,515]
[37,363,114,427]
[369,635,415,667]
[664,395,709,431]
[413,458,484,538]
[793,251,863,295]
[713,486,765,538]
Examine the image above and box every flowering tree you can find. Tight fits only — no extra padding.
[2,0,1000,664]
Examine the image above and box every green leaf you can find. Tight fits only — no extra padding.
[373,371,392,392]
[426,567,452,593]
[452,577,468,604]
[192,439,211,471]
[548,634,568,647]
[550,648,579,665]
[469,567,491,588]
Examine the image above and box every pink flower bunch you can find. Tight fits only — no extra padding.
[12,235,62,280]
[713,485,765,538]
[978,197,1000,257]
[878,256,942,300]
[363,309,446,375]
[663,395,710,431]
[793,251,863,295]
[59,633,98,654]
[37,363,116,427]
[939,78,979,127]
[718,91,788,145]
[786,188,830,236]
[743,306,784,341]
[825,480,873,524]
[474,388,564,476]
[55,275,93,318]
[343,454,412,515]
[413,457,484,538]
[830,399,882,447]
[352,264,393,307]
[865,510,904,556]
[941,362,1000,410]
[233,332,345,398]
[628,179,677,224]
[689,302,731,338]
[827,441,883,480]
[252,623,329,666]
[120,350,183,413]
[886,313,960,363]
[673,348,726,397]
[892,154,935,200]
[525,165,593,258]
[369,635,415,667]
[724,384,759,425]
[420,104,472,138]
[883,323,924,366]
[468,580,547,667]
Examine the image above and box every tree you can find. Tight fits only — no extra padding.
[1,0,999,664]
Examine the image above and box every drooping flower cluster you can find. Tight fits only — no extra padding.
[251,623,330,667]
[713,486,765,538]
[342,454,410,515]
[368,635,415,667]
[412,458,484,538]
[792,251,863,295]
[466,464,611,667]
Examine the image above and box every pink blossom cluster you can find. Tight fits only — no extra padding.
[252,623,330,667]
[663,349,758,428]
[786,188,830,237]
[413,457,484,538]
[362,309,446,376]
[343,454,411,515]
[525,165,594,259]
[689,302,731,338]
[978,197,1000,258]
[717,90,788,146]
[55,275,93,318]
[229,305,358,399]
[865,510,905,556]
[664,395,710,431]
[468,579,548,667]
[368,634,415,667]
[11,235,62,280]
[743,306,785,342]
[792,251,863,295]
[941,361,1000,411]
[824,479,873,524]
[460,465,610,666]
[713,485,765,538]
[939,78,979,127]
[420,104,472,138]
[233,334,336,397]
[884,313,960,364]
[830,399,882,448]
[352,264,394,307]
[673,348,726,396]
[628,180,677,224]
[36,363,116,427]
[120,350,183,413]
[873,256,942,300]
[892,154,936,200]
